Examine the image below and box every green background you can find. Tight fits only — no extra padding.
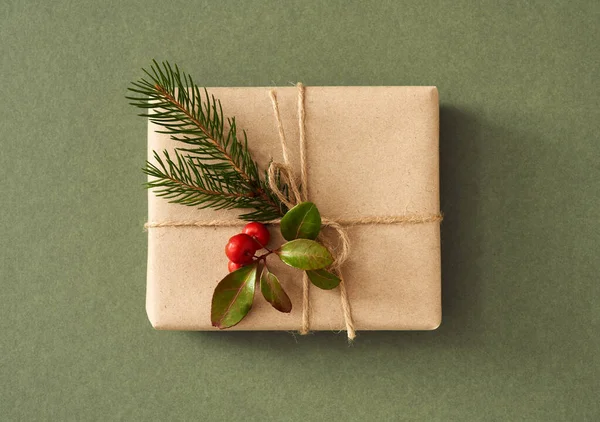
[2,0,599,420]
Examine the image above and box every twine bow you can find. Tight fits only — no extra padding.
[267,84,356,339]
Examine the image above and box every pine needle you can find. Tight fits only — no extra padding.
[127,60,289,221]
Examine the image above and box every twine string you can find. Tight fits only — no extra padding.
[144,214,443,229]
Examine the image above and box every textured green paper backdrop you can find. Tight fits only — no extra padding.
[2,1,599,420]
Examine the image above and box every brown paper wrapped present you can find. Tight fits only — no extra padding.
[146,86,441,335]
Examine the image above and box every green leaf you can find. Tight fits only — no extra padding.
[211,263,258,329]
[260,267,292,313]
[278,239,333,270]
[280,201,321,241]
[306,269,341,290]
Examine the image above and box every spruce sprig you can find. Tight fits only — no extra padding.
[127,60,289,221]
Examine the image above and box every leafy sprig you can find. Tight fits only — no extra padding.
[211,202,341,329]
[127,60,289,221]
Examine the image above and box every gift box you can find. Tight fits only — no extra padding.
[146,86,441,333]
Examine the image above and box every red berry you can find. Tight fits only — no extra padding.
[242,222,270,248]
[228,261,244,272]
[225,233,258,264]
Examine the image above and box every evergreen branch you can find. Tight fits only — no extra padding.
[152,83,251,183]
[128,60,290,221]
[144,151,259,209]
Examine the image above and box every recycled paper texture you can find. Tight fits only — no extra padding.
[147,86,441,331]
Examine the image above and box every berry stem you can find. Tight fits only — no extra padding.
[253,239,273,253]
[254,251,274,262]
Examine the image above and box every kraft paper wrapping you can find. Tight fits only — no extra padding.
[146,86,441,331]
